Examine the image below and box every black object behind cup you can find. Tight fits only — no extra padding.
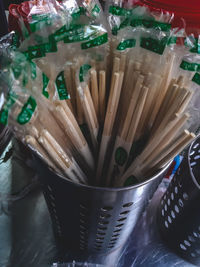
[158,136,200,266]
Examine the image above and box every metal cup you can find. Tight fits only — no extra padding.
[34,152,170,264]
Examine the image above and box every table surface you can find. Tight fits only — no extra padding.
[0,139,195,267]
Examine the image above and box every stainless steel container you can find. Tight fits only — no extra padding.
[157,136,200,266]
[35,153,170,262]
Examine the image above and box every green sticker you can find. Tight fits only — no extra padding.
[30,14,52,33]
[17,96,37,125]
[92,4,101,16]
[131,19,170,32]
[52,24,89,43]
[71,7,86,19]
[192,72,200,85]
[30,61,37,80]
[140,37,168,55]
[109,6,132,17]
[55,71,69,100]
[115,147,128,166]
[0,109,9,125]
[11,32,20,50]
[52,25,68,43]
[12,65,22,79]
[180,60,200,72]
[22,72,28,87]
[81,33,108,49]
[42,73,50,98]
[124,176,138,186]
[28,45,46,60]
[0,92,17,125]
[79,64,91,82]
[167,36,177,45]
[44,41,57,53]
[117,39,136,50]
[189,38,200,54]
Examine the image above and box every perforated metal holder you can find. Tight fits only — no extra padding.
[34,154,170,263]
[157,136,200,266]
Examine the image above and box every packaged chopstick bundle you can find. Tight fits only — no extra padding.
[0,49,89,186]
[100,4,200,187]
[12,0,109,121]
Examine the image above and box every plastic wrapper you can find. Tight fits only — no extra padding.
[0,47,92,185]
[94,1,200,188]
[1,0,199,190]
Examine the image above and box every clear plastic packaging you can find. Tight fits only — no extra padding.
[1,0,200,189]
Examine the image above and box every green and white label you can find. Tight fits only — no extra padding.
[42,73,50,98]
[17,96,37,125]
[109,6,132,17]
[0,92,17,125]
[55,71,69,100]
[91,4,101,17]
[124,175,138,186]
[192,72,200,85]
[79,64,91,82]
[140,37,168,55]
[30,61,37,80]
[131,19,171,32]
[115,147,128,166]
[180,60,200,72]
[81,33,108,49]
[117,39,136,50]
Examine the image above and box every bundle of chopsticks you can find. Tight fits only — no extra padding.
[1,0,198,188]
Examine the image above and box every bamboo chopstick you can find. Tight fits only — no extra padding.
[96,71,123,185]
[54,104,95,171]
[99,70,106,124]
[90,69,99,119]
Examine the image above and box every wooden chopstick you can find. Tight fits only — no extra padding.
[99,70,106,124]
[90,69,99,120]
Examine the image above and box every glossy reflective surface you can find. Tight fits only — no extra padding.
[0,140,193,267]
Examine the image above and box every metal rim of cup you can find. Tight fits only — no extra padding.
[33,148,172,192]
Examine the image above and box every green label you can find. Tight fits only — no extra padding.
[124,175,138,186]
[30,61,37,80]
[192,72,200,85]
[22,72,28,87]
[44,40,57,53]
[12,65,22,79]
[189,38,200,54]
[30,14,52,33]
[71,7,86,19]
[28,45,46,60]
[17,96,37,125]
[42,73,50,98]
[11,32,20,50]
[180,60,200,72]
[117,39,136,50]
[91,4,101,16]
[0,92,16,125]
[115,147,128,166]
[0,109,9,125]
[27,41,57,60]
[55,71,69,100]
[109,5,132,17]
[167,36,177,45]
[81,33,108,49]
[131,18,171,32]
[79,64,91,82]
[52,24,90,44]
[140,37,168,55]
